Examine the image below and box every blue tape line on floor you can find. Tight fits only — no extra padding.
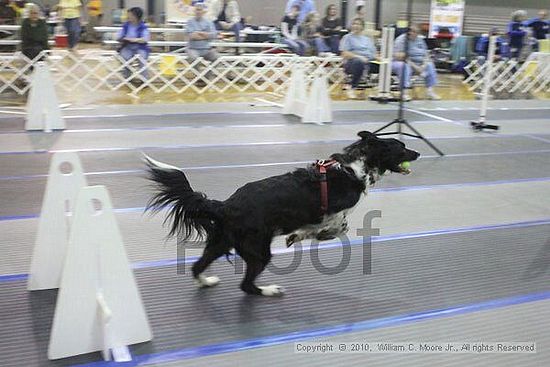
[72,290,550,366]
[2,218,549,284]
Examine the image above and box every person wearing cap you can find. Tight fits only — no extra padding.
[186,2,219,63]
[117,7,150,79]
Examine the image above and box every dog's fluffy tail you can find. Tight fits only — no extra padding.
[143,154,223,241]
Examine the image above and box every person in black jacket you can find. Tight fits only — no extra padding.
[21,4,48,61]
[524,10,549,51]
[321,4,342,54]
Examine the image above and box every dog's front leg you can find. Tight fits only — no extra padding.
[238,246,284,296]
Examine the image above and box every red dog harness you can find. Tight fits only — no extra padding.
[316,159,338,214]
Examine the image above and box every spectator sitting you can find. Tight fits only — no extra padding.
[321,4,342,54]
[186,2,219,64]
[57,0,82,51]
[302,11,330,55]
[285,0,315,24]
[524,9,549,51]
[207,0,244,42]
[349,5,379,37]
[339,17,375,99]
[10,0,25,22]
[0,0,17,25]
[475,27,510,61]
[21,4,48,61]
[349,5,366,27]
[117,7,150,80]
[507,10,527,59]
[281,4,308,56]
[392,24,440,101]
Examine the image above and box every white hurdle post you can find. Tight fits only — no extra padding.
[25,61,65,132]
[28,152,87,291]
[283,63,308,117]
[283,63,333,124]
[48,186,152,361]
[302,73,332,124]
[370,27,396,101]
[471,36,499,131]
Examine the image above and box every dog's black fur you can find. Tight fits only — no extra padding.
[145,131,419,296]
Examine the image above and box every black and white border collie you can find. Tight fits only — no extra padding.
[145,131,419,296]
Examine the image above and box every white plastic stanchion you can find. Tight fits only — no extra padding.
[25,62,65,132]
[282,64,308,117]
[28,152,87,291]
[302,74,332,124]
[471,36,499,131]
[370,27,399,102]
[48,185,152,361]
[283,65,332,124]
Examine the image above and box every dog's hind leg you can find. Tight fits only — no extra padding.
[192,244,227,288]
[237,239,284,297]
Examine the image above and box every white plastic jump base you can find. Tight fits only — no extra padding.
[283,65,332,125]
[282,64,308,117]
[302,74,332,124]
[25,61,65,132]
[48,185,152,361]
[28,152,87,291]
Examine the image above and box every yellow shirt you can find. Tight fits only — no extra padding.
[87,0,102,17]
[59,0,82,19]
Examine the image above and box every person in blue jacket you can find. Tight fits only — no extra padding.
[117,7,150,79]
[524,10,549,51]
[507,10,527,59]
[475,27,510,60]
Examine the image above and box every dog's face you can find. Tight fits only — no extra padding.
[338,131,420,176]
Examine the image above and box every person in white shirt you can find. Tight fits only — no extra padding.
[207,0,244,42]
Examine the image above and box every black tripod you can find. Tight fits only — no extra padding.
[373,0,444,157]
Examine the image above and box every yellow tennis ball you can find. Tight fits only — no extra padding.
[400,161,410,169]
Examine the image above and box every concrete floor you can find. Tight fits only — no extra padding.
[0,99,549,366]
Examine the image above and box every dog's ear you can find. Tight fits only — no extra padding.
[357,131,377,140]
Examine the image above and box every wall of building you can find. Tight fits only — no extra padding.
[34,0,547,31]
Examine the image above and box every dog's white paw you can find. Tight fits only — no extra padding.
[196,275,220,288]
[259,285,285,296]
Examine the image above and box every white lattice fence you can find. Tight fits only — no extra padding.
[0,51,347,99]
[463,56,550,94]
[0,53,34,95]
